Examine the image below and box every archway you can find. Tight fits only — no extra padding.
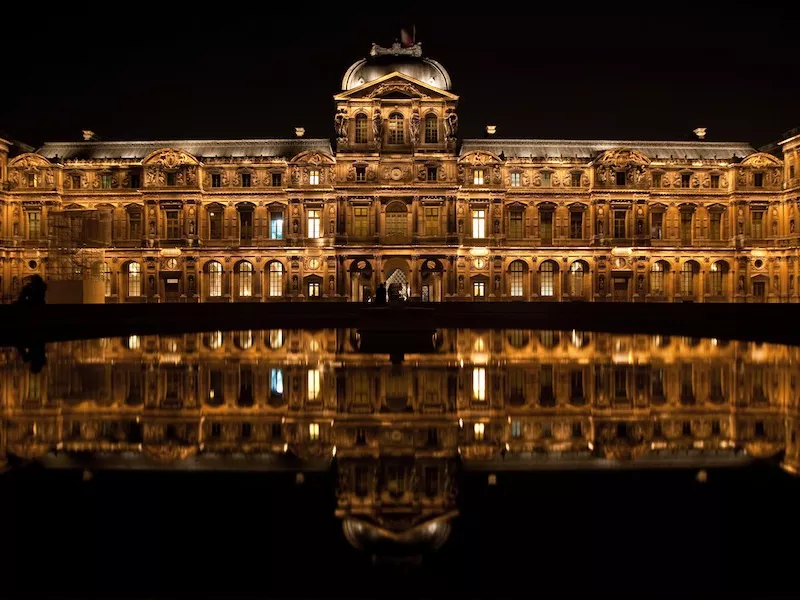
[420,258,444,302]
[382,258,411,300]
[349,259,373,302]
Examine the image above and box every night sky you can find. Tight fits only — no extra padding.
[3,12,799,148]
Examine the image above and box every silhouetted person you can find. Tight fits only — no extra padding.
[16,275,47,306]
[388,283,402,304]
[375,283,387,305]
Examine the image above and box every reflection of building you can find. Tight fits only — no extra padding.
[2,41,800,303]
[1,329,798,554]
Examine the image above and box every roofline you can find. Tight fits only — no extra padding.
[462,138,755,147]
[779,132,800,146]
[39,138,332,147]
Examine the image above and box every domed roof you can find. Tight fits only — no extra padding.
[342,516,453,556]
[342,43,451,91]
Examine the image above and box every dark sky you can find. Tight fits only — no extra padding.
[3,12,800,148]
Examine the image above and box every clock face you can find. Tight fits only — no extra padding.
[474,258,486,269]
[164,258,178,270]
[308,258,320,270]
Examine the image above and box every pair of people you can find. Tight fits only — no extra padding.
[372,282,404,305]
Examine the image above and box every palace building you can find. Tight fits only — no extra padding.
[1,40,799,303]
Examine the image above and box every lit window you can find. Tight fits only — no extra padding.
[236,330,253,350]
[569,262,584,296]
[510,172,521,187]
[101,174,112,189]
[355,114,368,144]
[270,368,284,397]
[270,212,283,239]
[208,261,222,297]
[268,262,283,297]
[388,113,404,144]
[353,206,369,236]
[307,209,321,238]
[103,263,112,297]
[268,329,284,349]
[307,369,321,401]
[208,331,223,350]
[472,209,486,238]
[424,206,439,236]
[238,262,253,297]
[511,421,522,438]
[473,422,485,441]
[510,261,525,297]
[424,114,438,143]
[650,262,665,295]
[539,261,555,297]
[680,262,695,296]
[27,211,41,238]
[710,261,726,296]
[309,169,320,185]
[127,262,141,297]
[473,368,486,401]
[127,335,140,350]
[473,169,484,185]
[385,202,408,236]
[308,281,320,297]
[240,173,251,188]
[309,422,320,441]
[473,280,485,298]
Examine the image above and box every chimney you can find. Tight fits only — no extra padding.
[486,125,497,136]
[295,127,305,138]
[82,130,97,141]
[693,127,707,141]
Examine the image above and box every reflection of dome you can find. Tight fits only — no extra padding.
[744,441,783,458]
[342,43,451,91]
[342,516,454,556]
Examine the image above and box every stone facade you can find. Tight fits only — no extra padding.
[1,41,799,303]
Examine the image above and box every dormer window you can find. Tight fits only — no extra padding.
[542,171,552,187]
[615,171,626,186]
[129,172,140,188]
[424,114,438,143]
[681,173,691,188]
[27,173,37,187]
[753,172,764,187]
[309,169,320,185]
[101,174,112,189]
[510,172,521,187]
[241,173,251,188]
[711,174,720,188]
[272,172,282,187]
[354,114,368,144]
[71,175,82,189]
[388,113,404,144]
[356,166,366,182]
[571,172,582,187]
[473,169,484,185]
[652,172,662,187]
[211,173,221,188]
[166,172,177,186]
[427,166,437,181]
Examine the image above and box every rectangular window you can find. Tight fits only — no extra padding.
[472,367,486,400]
[307,370,320,401]
[571,172,582,187]
[615,171,626,186]
[711,174,720,188]
[211,173,221,188]
[309,169,320,185]
[355,116,368,144]
[71,175,82,189]
[129,172,140,188]
[651,212,663,239]
[509,211,523,239]
[614,210,626,238]
[473,169,484,185]
[681,173,691,188]
[355,166,366,182]
[710,212,721,241]
[166,210,180,239]
[540,211,553,244]
[652,172,662,187]
[424,206,439,236]
[209,209,223,240]
[473,281,486,298]
[542,171,552,187]
[510,172,521,187]
[166,172,176,186]
[472,209,486,238]
[240,173,251,188]
[28,211,41,238]
[473,422,485,441]
[27,173,37,187]
[570,211,583,239]
[307,209,321,238]
[388,116,404,144]
[101,174,112,189]
[270,212,283,240]
[752,211,763,238]
[427,166,437,182]
[272,172,282,187]
[308,281,320,298]
[511,420,522,438]
[680,212,692,245]
[129,211,141,239]
[754,172,764,187]
[308,422,320,441]
[240,211,253,240]
[353,206,369,237]
[425,116,438,143]
[790,165,796,179]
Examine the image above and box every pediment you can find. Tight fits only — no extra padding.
[334,72,458,101]
[9,153,53,169]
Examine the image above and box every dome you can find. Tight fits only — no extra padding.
[342,517,453,556]
[342,43,451,91]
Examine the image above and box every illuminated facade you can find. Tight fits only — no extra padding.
[1,328,799,551]
[1,41,799,303]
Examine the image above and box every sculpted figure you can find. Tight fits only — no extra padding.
[334,109,348,142]
[372,109,383,147]
[409,109,421,145]
[444,110,459,139]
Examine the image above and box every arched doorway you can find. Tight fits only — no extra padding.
[420,258,444,302]
[382,258,411,301]
[349,259,373,302]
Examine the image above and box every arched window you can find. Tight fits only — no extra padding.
[424,113,438,144]
[103,263,112,297]
[680,261,696,296]
[208,261,223,297]
[539,261,556,297]
[388,113,404,144]
[710,261,728,296]
[354,113,368,144]
[569,262,585,296]
[268,262,284,297]
[127,262,141,297]
[509,260,526,297]
[385,202,408,236]
[235,330,253,350]
[237,261,253,297]
[650,261,667,295]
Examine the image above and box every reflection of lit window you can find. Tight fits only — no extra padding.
[473,367,486,401]
[309,422,320,441]
[127,335,140,350]
[473,337,485,353]
[308,339,320,353]
[474,422,485,441]
[571,330,587,348]
[511,421,522,438]
[270,368,283,396]
[208,331,223,350]
[308,369,321,400]
[268,329,284,349]
[236,330,253,350]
